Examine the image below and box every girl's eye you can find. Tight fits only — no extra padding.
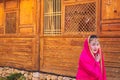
[92,43,96,46]
[96,42,100,46]
[97,44,99,46]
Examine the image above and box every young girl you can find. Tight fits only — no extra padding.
[76,35,106,80]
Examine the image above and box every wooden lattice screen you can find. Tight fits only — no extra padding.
[65,2,96,34]
[5,12,16,34]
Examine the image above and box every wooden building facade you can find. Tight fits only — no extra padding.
[0,0,120,79]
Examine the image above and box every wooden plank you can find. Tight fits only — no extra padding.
[40,38,78,75]
[77,0,96,2]
[0,38,38,70]
[102,24,120,31]
[100,38,120,53]
[19,27,33,34]
[40,37,120,78]
[106,67,120,80]
[44,38,84,46]
[40,38,83,76]
[63,0,76,3]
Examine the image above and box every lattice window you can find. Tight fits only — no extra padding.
[65,2,96,34]
[44,0,61,35]
[5,12,16,34]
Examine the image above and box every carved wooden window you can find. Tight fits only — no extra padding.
[44,0,61,35]
[5,12,16,34]
[65,2,96,34]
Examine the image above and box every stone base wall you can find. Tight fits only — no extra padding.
[0,67,75,80]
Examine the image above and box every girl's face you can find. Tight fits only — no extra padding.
[89,38,100,54]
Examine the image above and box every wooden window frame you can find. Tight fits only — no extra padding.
[3,0,19,35]
[4,11,18,35]
[62,0,98,37]
[42,0,62,36]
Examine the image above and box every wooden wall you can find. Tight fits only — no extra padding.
[0,0,120,80]
[0,0,39,71]
[40,0,120,80]
[0,38,38,70]
[40,37,84,76]
[100,38,120,80]
[40,37,120,79]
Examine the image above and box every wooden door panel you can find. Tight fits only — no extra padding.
[102,0,120,20]
[20,0,34,25]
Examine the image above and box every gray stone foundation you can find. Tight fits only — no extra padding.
[0,67,75,80]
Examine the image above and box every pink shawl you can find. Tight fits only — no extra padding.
[76,38,107,80]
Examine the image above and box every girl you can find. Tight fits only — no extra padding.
[76,35,106,80]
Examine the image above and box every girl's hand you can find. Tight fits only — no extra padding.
[95,54,101,62]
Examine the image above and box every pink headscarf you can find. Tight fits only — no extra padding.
[76,37,106,80]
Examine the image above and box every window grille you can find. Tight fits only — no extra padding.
[65,2,96,34]
[44,0,61,35]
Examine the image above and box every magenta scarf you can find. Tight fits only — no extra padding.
[76,38,107,80]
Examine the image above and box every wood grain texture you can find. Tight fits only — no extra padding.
[102,0,120,20]
[20,0,34,25]
[5,0,18,9]
[0,38,38,70]
[40,37,120,78]
[100,0,120,37]
[0,0,119,79]
[0,2,3,26]
[40,38,84,76]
